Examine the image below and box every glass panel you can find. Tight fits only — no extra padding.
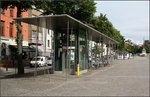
[79,30,87,70]
[69,49,75,74]
[70,34,75,46]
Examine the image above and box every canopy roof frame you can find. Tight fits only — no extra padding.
[14,14,119,45]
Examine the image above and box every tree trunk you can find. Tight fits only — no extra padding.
[17,6,24,74]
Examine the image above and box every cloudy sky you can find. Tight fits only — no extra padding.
[95,1,149,44]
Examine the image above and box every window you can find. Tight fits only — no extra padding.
[1,8,4,15]
[10,7,13,17]
[9,23,13,37]
[38,32,42,41]
[1,21,4,36]
[48,40,50,47]
[32,30,36,40]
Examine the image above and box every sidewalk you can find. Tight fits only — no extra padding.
[0,66,53,79]
[0,60,122,96]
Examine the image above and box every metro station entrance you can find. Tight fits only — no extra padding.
[13,14,119,76]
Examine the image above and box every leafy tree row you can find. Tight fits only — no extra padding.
[87,13,125,50]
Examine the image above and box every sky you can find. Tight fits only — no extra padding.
[95,1,149,44]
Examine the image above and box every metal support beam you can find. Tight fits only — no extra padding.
[34,18,39,76]
[106,40,109,56]
[86,29,88,69]
[99,36,101,58]
[101,38,104,57]
[66,19,69,80]
[90,35,93,57]
[109,40,111,56]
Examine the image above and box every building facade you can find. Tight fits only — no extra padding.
[0,6,28,62]
[28,9,53,59]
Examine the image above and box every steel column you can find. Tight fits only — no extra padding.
[66,19,69,80]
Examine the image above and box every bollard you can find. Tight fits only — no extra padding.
[77,64,79,77]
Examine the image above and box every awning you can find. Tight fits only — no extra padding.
[14,14,119,44]
[9,45,30,52]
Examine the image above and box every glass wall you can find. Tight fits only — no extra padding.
[79,29,88,70]
[55,30,76,71]
[54,29,88,72]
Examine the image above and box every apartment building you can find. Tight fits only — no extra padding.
[28,9,53,59]
[0,6,28,61]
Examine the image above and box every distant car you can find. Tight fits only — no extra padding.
[30,56,52,67]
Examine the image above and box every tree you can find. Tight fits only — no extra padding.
[124,43,133,53]
[37,0,96,23]
[1,0,47,74]
[88,13,125,51]
[145,45,150,53]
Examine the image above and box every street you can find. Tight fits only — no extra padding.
[1,56,149,96]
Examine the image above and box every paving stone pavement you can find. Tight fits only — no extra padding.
[0,56,149,96]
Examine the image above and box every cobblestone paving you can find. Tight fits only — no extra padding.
[0,56,149,96]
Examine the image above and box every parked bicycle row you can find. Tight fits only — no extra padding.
[88,55,114,70]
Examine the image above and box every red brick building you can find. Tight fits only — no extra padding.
[1,6,28,40]
[0,6,29,66]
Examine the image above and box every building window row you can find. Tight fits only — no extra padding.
[32,30,43,41]
[1,21,4,36]
[9,23,13,37]
[1,21,14,37]
[10,7,13,17]
[1,8,13,17]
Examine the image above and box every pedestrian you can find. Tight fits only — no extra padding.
[6,55,9,71]
[123,54,125,60]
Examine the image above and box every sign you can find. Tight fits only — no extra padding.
[32,40,43,44]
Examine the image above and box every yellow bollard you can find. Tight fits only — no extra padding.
[77,64,79,77]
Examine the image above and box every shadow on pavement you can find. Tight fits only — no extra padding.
[0,68,52,79]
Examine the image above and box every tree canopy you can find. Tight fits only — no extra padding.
[37,0,96,23]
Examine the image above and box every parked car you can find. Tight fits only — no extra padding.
[30,56,52,67]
